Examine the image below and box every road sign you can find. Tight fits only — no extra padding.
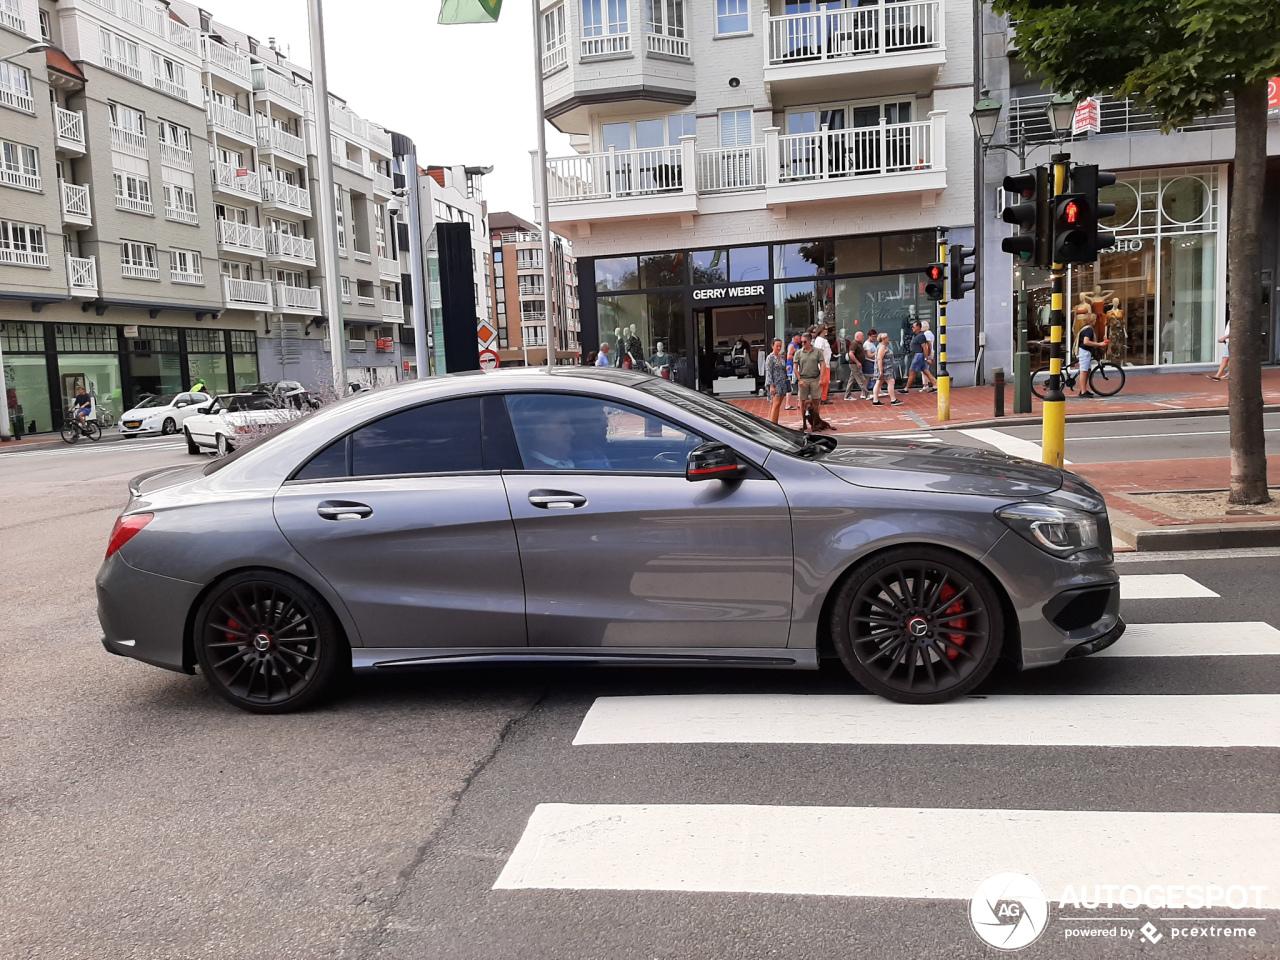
[1072,97,1101,135]
[478,349,500,370]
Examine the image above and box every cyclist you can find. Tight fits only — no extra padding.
[1075,321,1110,398]
[72,384,93,426]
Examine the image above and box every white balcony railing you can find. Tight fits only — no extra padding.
[102,53,144,82]
[0,162,39,191]
[201,37,252,82]
[372,170,393,196]
[0,0,23,32]
[217,218,266,253]
[380,297,403,319]
[222,275,272,307]
[777,119,934,181]
[212,162,261,199]
[258,123,306,161]
[115,192,154,215]
[518,282,546,296]
[502,231,543,244]
[645,32,689,58]
[581,33,630,57]
[378,255,400,278]
[274,282,322,314]
[118,0,163,35]
[766,0,941,66]
[109,124,148,157]
[252,65,304,109]
[546,146,684,202]
[357,295,375,308]
[260,178,312,215]
[60,181,92,220]
[67,255,98,294]
[205,100,255,141]
[152,72,188,101]
[121,260,160,280]
[160,141,193,170]
[696,145,767,193]
[348,339,368,353]
[0,244,48,267]
[167,18,198,53]
[523,336,548,348]
[164,202,198,224]
[0,79,34,113]
[542,38,568,73]
[170,267,203,284]
[265,232,316,264]
[55,107,86,149]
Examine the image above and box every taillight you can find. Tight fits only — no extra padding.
[105,513,153,560]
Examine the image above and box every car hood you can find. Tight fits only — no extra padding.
[121,405,173,419]
[819,438,1063,497]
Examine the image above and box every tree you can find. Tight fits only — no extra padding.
[993,0,1280,503]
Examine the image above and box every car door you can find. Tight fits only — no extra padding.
[273,395,528,649]
[500,392,794,648]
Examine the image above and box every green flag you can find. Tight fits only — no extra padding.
[438,0,502,23]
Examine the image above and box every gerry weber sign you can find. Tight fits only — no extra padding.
[693,284,766,301]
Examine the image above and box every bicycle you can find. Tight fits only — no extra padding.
[61,402,103,444]
[1031,358,1126,400]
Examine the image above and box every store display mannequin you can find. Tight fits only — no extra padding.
[649,340,671,370]
[625,324,643,367]
[1073,287,1113,346]
[613,326,624,366]
[1104,297,1127,364]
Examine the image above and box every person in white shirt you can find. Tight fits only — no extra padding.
[921,320,936,375]
[811,326,833,403]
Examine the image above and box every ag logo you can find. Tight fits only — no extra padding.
[970,872,1049,950]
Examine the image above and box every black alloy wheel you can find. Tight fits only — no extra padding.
[162,417,176,435]
[831,547,1004,704]
[193,571,347,713]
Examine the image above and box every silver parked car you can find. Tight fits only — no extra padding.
[97,368,1123,713]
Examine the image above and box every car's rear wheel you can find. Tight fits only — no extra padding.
[216,433,233,457]
[830,547,1004,704]
[193,571,347,713]
[184,428,200,455]
[161,417,176,435]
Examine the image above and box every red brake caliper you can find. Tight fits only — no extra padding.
[226,615,242,646]
[938,584,966,660]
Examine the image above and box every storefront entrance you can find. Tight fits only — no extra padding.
[696,303,769,396]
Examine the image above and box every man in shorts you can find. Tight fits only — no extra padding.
[903,321,937,394]
[1075,321,1109,398]
[795,334,833,432]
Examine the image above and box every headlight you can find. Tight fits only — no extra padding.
[996,502,1100,557]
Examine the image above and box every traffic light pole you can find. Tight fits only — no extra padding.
[936,233,950,422]
[1014,311,1030,413]
[1041,153,1070,468]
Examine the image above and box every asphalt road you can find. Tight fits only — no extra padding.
[2,436,1277,959]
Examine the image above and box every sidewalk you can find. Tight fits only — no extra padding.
[726,366,1280,434]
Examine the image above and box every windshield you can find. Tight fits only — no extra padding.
[136,394,177,409]
[636,378,811,455]
[208,394,278,413]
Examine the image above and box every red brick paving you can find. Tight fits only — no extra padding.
[1072,456,1280,527]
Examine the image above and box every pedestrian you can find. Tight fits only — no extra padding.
[812,325,833,404]
[1208,320,1230,381]
[1074,318,1109,398]
[843,331,870,399]
[785,334,802,409]
[871,332,903,406]
[795,334,834,432]
[584,350,598,366]
[595,343,611,367]
[764,338,789,424]
[903,321,938,394]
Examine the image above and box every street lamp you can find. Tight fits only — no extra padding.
[0,42,52,64]
[971,95,1004,146]
[1047,93,1079,138]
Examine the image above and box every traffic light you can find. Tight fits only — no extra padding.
[1000,166,1051,268]
[924,262,946,301]
[1066,164,1118,262]
[949,244,976,300]
[1052,192,1092,263]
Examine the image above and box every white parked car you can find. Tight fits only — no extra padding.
[117,392,211,438]
[183,393,293,457]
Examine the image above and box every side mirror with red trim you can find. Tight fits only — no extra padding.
[686,442,744,482]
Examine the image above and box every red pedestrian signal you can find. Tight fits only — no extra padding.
[924,262,946,301]
[1064,200,1080,224]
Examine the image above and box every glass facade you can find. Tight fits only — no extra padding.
[54,323,124,420]
[2,322,50,436]
[126,326,183,400]
[187,329,231,396]
[231,330,259,391]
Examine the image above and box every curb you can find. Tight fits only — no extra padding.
[0,432,137,454]
[1109,509,1280,552]
[930,403,1280,433]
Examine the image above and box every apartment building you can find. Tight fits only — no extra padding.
[488,209,580,366]
[534,0,977,391]
[979,10,1280,376]
[0,0,404,437]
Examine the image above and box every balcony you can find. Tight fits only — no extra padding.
[102,53,144,83]
[265,232,316,267]
[152,71,189,102]
[580,33,629,58]
[115,192,154,216]
[211,162,261,200]
[274,282,322,315]
[0,162,39,192]
[67,255,98,296]
[372,170,393,198]
[168,18,198,54]
[55,107,87,155]
[0,243,48,267]
[544,143,697,221]
[222,275,272,309]
[770,117,945,203]
[357,294,376,309]
[121,260,160,281]
[645,32,689,59]
[261,178,312,216]
[523,336,548,348]
[201,37,252,87]
[205,100,256,145]
[542,38,568,74]
[380,296,403,319]
[171,266,204,285]
[164,202,198,225]
[159,141,193,171]
[695,145,767,193]
[60,181,93,228]
[348,339,368,353]
[109,124,148,158]
[763,0,945,92]
[377,255,400,279]
[0,0,23,32]
[518,282,546,297]
[0,78,34,113]
[257,123,307,163]
[217,219,266,255]
[252,65,305,113]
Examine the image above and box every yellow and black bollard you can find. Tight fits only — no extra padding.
[1041,155,1069,468]
[936,237,950,422]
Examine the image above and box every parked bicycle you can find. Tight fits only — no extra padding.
[1031,359,1126,400]
[60,399,103,444]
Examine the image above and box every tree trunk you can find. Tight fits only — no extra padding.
[1226,79,1270,505]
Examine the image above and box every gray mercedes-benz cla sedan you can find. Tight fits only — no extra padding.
[98,367,1123,713]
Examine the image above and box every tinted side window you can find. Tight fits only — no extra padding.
[295,436,349,481]
[352,397,482,476]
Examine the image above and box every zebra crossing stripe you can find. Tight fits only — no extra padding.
[1097,621,1280,657]
[571,694,1280,747]
[957,427,1072,465]
[494,803,1280,903]
[1119,574,1219,600]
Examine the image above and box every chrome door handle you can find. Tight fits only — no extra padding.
[317,502,372,520]
[528,491,588,509]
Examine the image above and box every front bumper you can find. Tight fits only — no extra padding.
[97,552,202,673]
[118,422,162,436]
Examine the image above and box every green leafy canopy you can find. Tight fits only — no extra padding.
[992,0,1280,129]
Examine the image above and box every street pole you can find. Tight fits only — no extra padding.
[403,150,430,378]
[1041,153,1070,467]
[306,0,346,394]
[936,231,950,422]
[530,0,555,367]
[1014,303,1030,413]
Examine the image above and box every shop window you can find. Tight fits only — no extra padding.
[833,235,880,275]
[729,246,768,282]
[774,240,833,278]
[880,231,934,271]
[639,252,685,288]
[691,249,728,285]
[598,291,685,379]
[55,323,116,353]
[595,256,638,291]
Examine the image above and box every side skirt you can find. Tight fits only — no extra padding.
[352,646,819,673]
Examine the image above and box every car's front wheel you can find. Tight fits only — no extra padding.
[161,417,176,435]
[193,571,347,713]
[830,547,1004,704]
